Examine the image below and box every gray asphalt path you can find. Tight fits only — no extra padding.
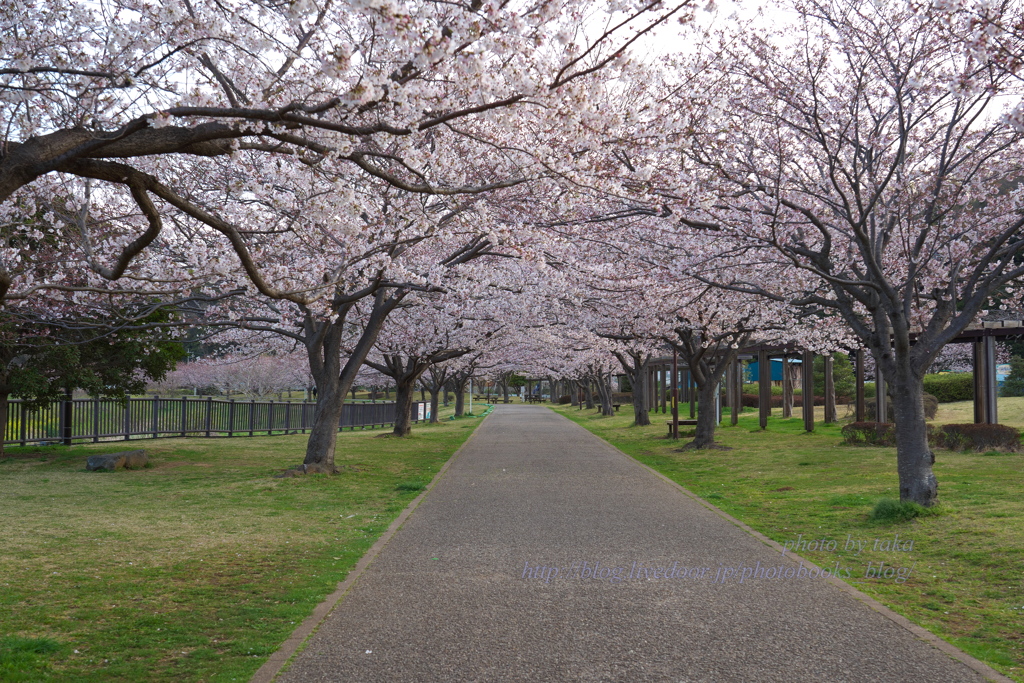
[275,405,997,682]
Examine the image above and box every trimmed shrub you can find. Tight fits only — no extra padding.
[557,395,571,405]
[866,393,938,421]
[935,424,1021,452]
[923,373,974,402]
[841,422,896,447]
[611,392,632,404]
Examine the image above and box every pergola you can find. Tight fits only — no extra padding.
[645,315,1023,433]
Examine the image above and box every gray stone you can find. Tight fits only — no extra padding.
[86,450,148,471]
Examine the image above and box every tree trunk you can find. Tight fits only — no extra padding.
[443,385,450,407]
[393,378,416,436]
[613,352,651,427]
[304,379,346,470]
[890,361,938,507]
[302,291,403,470]
[584,382,595,409]
[689,379,721,449]
[429,387,440,423]
[453,378,468,416]
[597,374,615,416]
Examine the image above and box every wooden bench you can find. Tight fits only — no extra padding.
[666,419,699,436]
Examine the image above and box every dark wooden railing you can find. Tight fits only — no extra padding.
[3,397,424,446]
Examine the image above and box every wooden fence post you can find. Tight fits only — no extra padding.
[124,398,132,441]
[19,401,27,447]
[152,396,160,439]
[205,396,212,437]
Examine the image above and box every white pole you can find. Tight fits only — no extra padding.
[469,378,473,415]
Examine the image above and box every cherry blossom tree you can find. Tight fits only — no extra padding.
[668,0,1024,504]
[0,0,692,307]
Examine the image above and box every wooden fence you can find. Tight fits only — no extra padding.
[3,397,425,446]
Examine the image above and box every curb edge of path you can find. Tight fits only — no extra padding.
[249,413,492,683]
[550,408,1014,683]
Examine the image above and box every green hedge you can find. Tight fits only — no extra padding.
[923,373,974,402]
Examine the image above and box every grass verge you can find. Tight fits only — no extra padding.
[0,406,479,682]
[554,403,1024,682]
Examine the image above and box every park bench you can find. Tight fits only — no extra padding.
[666,419,699,436]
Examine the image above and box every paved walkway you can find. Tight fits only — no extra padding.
[270,405,1002,682]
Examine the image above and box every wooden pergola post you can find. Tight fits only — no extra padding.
[782,354,793,419]
[758,347,771,430]
[732,357,741,425]
[875,353,888,423]
[974,336,998,424]
[824,354,837,423]
[855,349,866,422]
[802,350,815,432]
[649,365,656,413]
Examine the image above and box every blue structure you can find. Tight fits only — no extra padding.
[746,358,801,382]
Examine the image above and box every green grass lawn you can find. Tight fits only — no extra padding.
[555,403,1024,682]
[0,405,482,682]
